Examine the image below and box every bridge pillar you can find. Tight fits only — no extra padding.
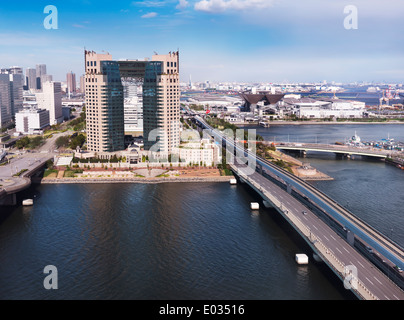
[347,229,355,247]
[0,193,17,206]
[286,183,292,194]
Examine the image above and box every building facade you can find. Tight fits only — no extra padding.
[85,51,124,152]
[36,64,47,90]
[26,68,37,91]
[0,74,12,127]
[144,51,180,153]
[35,81,63,125]
[84,50,181,154]
[67,71,77,94]
[15,108,50,134]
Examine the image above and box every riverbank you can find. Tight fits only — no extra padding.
[37,176,234,184]
[246,120,404,126]
[36,167,234,184]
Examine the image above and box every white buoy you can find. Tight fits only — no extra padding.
[22,199,33,206]
[295,254,309,265]
[250,202,259,210]
[230,179,237,185]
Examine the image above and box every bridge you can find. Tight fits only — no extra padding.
[0,151,54,206]
[194,115,404,300]
[274,142,402,159]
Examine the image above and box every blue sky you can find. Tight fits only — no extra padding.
[0,0,403,84]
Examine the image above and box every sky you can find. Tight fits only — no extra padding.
[0,0,403,84]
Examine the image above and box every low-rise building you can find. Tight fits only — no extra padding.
[15,108,50,135]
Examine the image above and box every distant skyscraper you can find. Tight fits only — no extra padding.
[0,68,24,117]
[26,68,37,91]
[35,81,63,125]
[79,75,85,93]
[0,74,12,127]
[36,64,47,90]
[66,71,76,94]
[41,74,53,84]
[9,73,24,115]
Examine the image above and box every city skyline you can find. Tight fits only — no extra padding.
[0,1,403,84]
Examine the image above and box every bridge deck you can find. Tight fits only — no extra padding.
[231,163,404,300]
[274,142,403,158]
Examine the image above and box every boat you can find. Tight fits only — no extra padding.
[22,199,33,206]
[259,121,270,128]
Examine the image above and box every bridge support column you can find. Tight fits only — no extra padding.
[347,229,355,247]
[286,183,292,195]
[0,193,17,206]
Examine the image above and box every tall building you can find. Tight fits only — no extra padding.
[36,64,47,90]
[41,74,53,84]
[144,51,180,153]
[85,51,124,152]
[0,74,12,127]
[66,71,77,94]
[9,73,24,115]
[26,68,37,91]
[35,81,63,125]
[84,50,180,154]
[0,68,24,117]
[79,75,85,93]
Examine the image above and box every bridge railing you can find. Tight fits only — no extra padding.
[232,165,379,300]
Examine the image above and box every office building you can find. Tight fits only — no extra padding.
[80,75,85,93]
[36,64,47,89]
[67,71,77,94]
[85,51,124,152]
[41,74,53,84]
[0,74,12,127]
[9,73,24,115]
[84,50,180,154]
[35,81,63,125]
[15,107,50,135]
[26,68,37,91]
[144,51,180,153]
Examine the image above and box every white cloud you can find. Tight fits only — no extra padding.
[176,0,189,10]
[132,1,166,7]
[194,0,276,13]
[141,12,158,18]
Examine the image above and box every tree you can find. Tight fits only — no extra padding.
[29,136,44,149]
[69,134,86,149]
[16,136,30,149]
[55,136,69,148]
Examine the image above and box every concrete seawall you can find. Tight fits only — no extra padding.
[38,176,234,185]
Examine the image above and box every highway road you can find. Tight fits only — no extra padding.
[235,163,404,300]
[194,115,404,299]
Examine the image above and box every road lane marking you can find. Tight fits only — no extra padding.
[342,246,350,253]
[336,247,343,254]
[374,277,382,285]
[323,235,329,241]
[365,277,374,286]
